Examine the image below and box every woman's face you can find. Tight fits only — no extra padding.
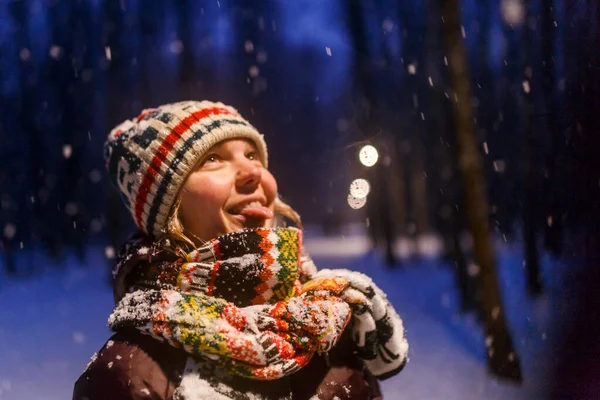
[178,138,277,241]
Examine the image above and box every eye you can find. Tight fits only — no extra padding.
[200,154,221,167]
[247,152,260,162]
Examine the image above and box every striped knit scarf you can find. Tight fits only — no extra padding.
[108,228,408,381]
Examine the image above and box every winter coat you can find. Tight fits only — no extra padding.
[73,232,384,399]
[73,327,382,400]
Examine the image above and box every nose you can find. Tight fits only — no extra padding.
[235,157,261,191]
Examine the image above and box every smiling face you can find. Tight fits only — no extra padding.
[178,138,278,242]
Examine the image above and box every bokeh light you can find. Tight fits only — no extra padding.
[347,193,367,209]
[501,0,525,25]
[349,178,370,199]
[359,145,379,167]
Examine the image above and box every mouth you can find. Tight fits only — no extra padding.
[227,199,274,228]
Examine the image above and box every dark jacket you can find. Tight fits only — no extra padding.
[73,328,382,399]
[73,233,382,399]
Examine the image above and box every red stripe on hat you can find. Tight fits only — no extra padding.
[134,107,238,229]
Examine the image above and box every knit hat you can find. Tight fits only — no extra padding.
[104,100,268,237]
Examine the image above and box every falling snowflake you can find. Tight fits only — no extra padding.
[491,306,500,320]
[49,45,62,59]
[105,246,115,259]
[248,66,260,78]
[3,223,16,240]
[19,48,30,61]
[256,50,268,63]
[73,331,85,344]
[63,144,72,159]
[90,218,103,233]
[493,160,506,173]
[65,202,78,216]
[501,0,525,25]
[467,263,480,277]
[89,169,102,183]
[169,40,184,54]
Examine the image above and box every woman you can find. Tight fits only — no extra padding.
[74,100,407,399]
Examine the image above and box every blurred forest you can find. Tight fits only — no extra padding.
[1,0,600,386]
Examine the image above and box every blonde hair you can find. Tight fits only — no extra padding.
[164,196,302,256]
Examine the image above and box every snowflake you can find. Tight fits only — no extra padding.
[73,331,85,344]
[85,352,98,371]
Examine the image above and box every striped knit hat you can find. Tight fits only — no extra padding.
[104,100,268,237]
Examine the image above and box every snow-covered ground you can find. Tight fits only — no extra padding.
[0,231,563,399]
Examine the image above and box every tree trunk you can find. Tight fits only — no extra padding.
[439,0,522,381]
[390,140,407,238]
[522,0,543,295]
[540,0,564,258]
[424,0,473,307]
[550,4,600,396]
[410,139,429,235]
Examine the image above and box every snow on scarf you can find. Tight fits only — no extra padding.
[108,227,408,380]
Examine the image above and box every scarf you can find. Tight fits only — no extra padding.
[109,227,408,381]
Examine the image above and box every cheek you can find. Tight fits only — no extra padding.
[179,176,227,221]
[262,170,278,201]
[181,189,210,213]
